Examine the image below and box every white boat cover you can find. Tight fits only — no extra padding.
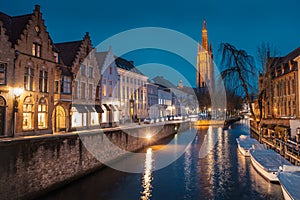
[236,135,259,149]
[278,171,300,200]
[282,165,300,172]
[250,149,292,172]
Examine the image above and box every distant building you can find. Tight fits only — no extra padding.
[157,87,172,117]
[96,47,120,127]
[196,20,215,92]
[146,82,159,118]
[116,58,148,121]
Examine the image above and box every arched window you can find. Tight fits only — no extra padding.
[23,97,34,130]
[0,96,6,135]
[38,98,48,129]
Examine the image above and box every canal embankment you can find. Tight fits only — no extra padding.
[0,121,190,200]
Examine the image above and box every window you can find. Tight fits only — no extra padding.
[32,43,41,57]
[0,63,7,85]
[23,97,34,130]
[96,84,100,100]
[81,82,86,99]
[80,65,86,76]
[108,81,113,97]
[38,98,48,129]
[39,70,48,92]
[109,66,112,75]
[74,81,79,99]
[24,67,34,91]
[88,67,93,78]
[89,84,93,99]
[55,81,59,93]
[102,79,106,97]
[61,76,72,94]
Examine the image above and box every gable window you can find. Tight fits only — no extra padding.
[38,98,48,129]
[102,78,107,97]
[88,67,93,78]
[61,76,72,94]
[0,63,7,85]
[39,70,48,92]
[109,66,112,75]
[24,67,34,91]
[108,80,113,97]
[89,84,93,99]
[74,81,79,99]
[32,43,41,57]
[80,65,86,76]
[81,82,86,99]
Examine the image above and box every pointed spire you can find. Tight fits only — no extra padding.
[201,20,208,51]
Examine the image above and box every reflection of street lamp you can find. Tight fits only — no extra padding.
[12,87,23,137]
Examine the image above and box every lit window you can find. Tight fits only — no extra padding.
[102,79,106,97]
[0,62,7,85]
[24,67,34,91]
[32,43,41,57]
[38,98,48,129]
[23,97,34,130]
[39,70,48,92]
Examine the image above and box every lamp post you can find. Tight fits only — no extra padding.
[12,87,23,137]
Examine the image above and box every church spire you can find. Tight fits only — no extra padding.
[202,20,208,51]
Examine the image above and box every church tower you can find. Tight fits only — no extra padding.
[196,20,214,91]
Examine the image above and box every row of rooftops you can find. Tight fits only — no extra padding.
[264,46,300,79]
[0,5,196,95]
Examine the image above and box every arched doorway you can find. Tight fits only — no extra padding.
[55,105,66,132]
[0,96,6,136]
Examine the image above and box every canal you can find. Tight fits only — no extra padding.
[40,120,283,200]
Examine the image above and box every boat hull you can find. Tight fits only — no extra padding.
[280,184,293,200]
[250,153,279,182]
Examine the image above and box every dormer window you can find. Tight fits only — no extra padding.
[32,43,41,57]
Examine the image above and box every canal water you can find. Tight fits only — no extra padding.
[41,120,283,200]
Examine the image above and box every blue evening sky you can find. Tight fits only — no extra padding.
[1,0,300,87]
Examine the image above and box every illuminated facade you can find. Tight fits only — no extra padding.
[196,20,215,91]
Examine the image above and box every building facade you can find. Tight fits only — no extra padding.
[259,47,300,119]
[116,58,148,121]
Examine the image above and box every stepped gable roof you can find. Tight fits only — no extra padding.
[0,11,32,46]
[55,40,82,67]
[95,51,108,69]
[282,46,300,63]
[115,56,144,76]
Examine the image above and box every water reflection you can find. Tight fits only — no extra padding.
[141,148,153,200]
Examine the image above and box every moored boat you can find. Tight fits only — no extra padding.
[236,135,259,157]
[249,144,292,182]
[278,165,300,200]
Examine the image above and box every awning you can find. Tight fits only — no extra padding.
[72,104,87,113]
[115,105,122,111]
[94,105,104,113]
[109,104,117,111]
[85,105,96,112]
[103,104,111,111]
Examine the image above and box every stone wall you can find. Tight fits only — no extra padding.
[0,122,189,200]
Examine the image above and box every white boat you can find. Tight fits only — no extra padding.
[236,135,259,157]
[249,145,292,182]
[278,165,300,200]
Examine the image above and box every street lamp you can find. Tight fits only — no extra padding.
[12,87,23,137]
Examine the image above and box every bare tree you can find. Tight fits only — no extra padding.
[218,43,258,121]
[256,42,281,121]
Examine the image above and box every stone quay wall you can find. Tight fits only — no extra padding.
[0,121,189,200]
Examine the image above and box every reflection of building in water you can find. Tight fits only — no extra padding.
[141,148,153,200]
